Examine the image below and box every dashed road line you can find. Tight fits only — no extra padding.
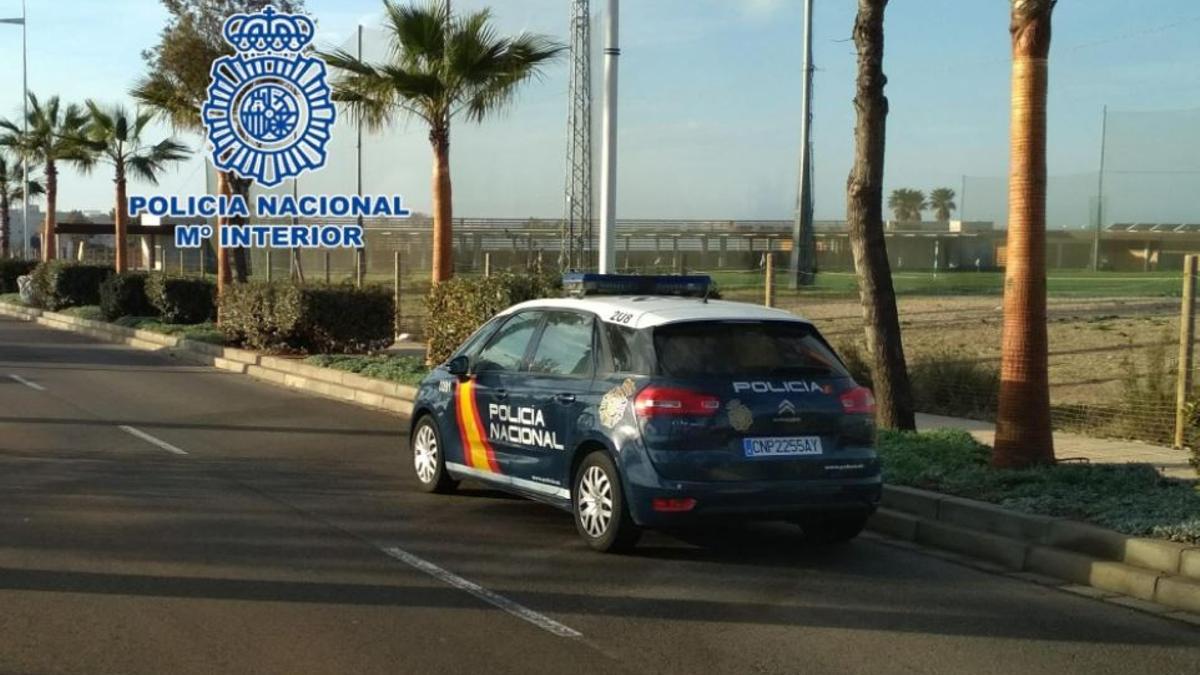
[9,374,45,391]
[118,425,189,456]
[381,546,583,639]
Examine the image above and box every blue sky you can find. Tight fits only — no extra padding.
[1,0,1199,222]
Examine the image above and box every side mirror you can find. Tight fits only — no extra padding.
[446,355,470,377]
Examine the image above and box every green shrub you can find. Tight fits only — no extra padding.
[146,274,216,324]
[113,316,225,345]
[425,272,560,364]
[219,282,394,353]
[306,354,429,386]
[0,259,36,293]
[879,429,1200,544]
[99,272,155,321]
[908,351,999,420]
[29,261,113,310]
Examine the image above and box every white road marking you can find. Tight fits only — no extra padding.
[8,374,45,391]
[118,425,189,456]
[380,546,582,639]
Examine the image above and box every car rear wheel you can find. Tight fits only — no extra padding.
[799,512,869,543]
[411,416,457,494]
[573,452,641,553]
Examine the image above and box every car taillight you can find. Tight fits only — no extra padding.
[634,386,720,418]
[840,386,876,415]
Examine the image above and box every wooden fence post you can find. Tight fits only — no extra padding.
[764,253,775,308]
[1175,254,1197,448]
[400,248,410,336]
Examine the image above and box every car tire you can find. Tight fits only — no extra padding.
[799,512,869,544]
[573,451,641,553]
[411,415,457,494]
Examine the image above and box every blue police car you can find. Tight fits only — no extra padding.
[409,275,881,552]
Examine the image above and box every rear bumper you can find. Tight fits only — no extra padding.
[624,472,883,528]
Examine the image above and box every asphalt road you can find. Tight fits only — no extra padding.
[0,315,1197,675]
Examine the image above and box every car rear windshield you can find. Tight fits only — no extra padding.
[653,321,849,379]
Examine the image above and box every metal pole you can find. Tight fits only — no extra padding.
[1091,105,1108,271]
[356,23,366,288]
[789,0,815,289]
[960,174,967,221]
[324,250,331,283]
[1175,254,1197,448]
[20,1,28,259]
[597,0,619,274]
[484,251,491,278]
[179,249,184,275]
[266,249,273,283]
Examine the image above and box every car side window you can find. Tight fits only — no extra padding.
[527,311,596,378]
[475,312,543,373]
[601,322,652,375]
[452,316,503,361]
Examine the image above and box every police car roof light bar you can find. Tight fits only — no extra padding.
[562,273,713,298]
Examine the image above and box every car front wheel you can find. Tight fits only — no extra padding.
[573,451,641,553]
[411,416,457,494]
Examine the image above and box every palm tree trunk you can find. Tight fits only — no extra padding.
[994,0,1056,468]
[114,165,128,273]
[430,124,453,284]
[230,175,250,283]
[42,161,57,262]
[846,0,915,431]
[215,170,234,297]
[0,189,10,259]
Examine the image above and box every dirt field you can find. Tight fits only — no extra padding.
[767,294,1182,406]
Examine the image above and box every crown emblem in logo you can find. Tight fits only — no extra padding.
[202,7,335,187]
[223,7,316,53]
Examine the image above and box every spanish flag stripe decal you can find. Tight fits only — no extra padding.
[456,380,499,474]
[455,381,474,468]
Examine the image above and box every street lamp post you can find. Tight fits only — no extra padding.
[598,0,619,274]
[1,2,28,260]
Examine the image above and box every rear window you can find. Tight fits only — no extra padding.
[653,321,848,379]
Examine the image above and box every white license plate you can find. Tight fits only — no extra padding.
[742,436,823,458]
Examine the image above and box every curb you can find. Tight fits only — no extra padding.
[870,485,1200,616]
[0,302,417,419]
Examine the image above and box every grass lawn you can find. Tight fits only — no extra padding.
[0,293,23,305]
[880,429,1200,544]
[305,354,430,386]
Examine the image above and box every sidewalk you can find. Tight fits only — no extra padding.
[916,413,1195,479]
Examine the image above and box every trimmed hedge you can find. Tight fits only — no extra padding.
[425,272,561,364]
[30,261,113,310]
[146,274,216,324]
[99,272,155,321]
[0,259,36,293]
[219,282,394,354]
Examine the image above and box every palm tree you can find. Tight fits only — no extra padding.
[929,187,956,221]
[77,102,189,273]
[845,0,915,431]
[887,188,926,222]
[0,94,93,261]
[321,1,565,284]
[0,153,44,258]
[994,0,1056,468]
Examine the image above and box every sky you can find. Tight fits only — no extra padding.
[1,0,1199,224]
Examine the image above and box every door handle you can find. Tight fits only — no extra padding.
[555,393,577,404]
[494,389,509,400]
